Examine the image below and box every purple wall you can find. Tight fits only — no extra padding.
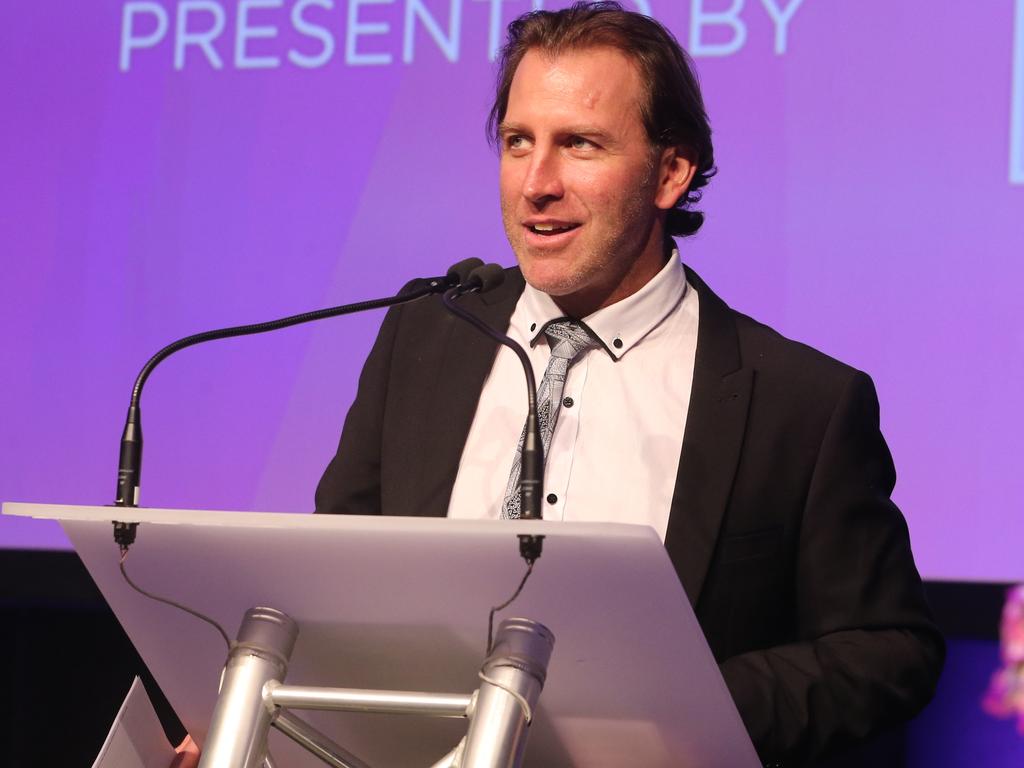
[2,1,1023,583]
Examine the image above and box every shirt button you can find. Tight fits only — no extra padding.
[562,396,574,408]
[546,493,558,504]
[530,322,537,332]
[613,338,623,349]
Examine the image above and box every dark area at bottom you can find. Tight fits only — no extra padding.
[0,550,186,767]
[0,549,1020,767]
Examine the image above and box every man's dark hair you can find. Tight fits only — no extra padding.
[488,1,716,238]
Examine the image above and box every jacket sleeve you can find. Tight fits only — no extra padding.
[314,303,403,515]
[719,372,945,766]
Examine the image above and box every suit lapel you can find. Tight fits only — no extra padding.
[413,271,525,516]
[665,267,754,606]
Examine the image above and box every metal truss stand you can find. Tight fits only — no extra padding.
[198,607,555,768]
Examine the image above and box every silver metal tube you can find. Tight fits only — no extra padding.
[272,709,374,768]
[461,618,554,768]
[428,737,466,768]
[267,683,472,717]
[199,607,298,768]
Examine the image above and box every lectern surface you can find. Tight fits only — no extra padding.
[3,502,758,767]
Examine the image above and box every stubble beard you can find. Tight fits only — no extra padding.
[502,154,661,308]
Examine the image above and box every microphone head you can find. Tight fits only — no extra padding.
[465,263,506,293]
[446,258,485,286]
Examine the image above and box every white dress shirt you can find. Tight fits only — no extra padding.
[447,254,700,541]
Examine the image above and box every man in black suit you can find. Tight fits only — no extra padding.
[316,3,943,765]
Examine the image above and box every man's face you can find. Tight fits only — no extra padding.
[499,46,693,316]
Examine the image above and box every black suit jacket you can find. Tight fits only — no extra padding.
[316,266,944,766]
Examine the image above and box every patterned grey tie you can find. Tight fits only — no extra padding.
[501,320,597,519]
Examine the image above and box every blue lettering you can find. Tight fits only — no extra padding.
[689,0,747,58]
[175,1,227,70]
[346,0,394,66]
[120,2,169,71]
[403,0,463,64]
[289,0,335,68]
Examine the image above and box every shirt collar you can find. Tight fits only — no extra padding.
[515,249,688,361]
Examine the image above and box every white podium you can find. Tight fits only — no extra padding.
[3,502,758,767]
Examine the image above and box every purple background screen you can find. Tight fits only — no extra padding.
[2,1,1022,582]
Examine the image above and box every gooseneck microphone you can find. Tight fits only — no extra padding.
[111,258,484,549]
[441,264,546,564]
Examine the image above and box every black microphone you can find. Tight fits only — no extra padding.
[111,258,484,551]
[399,257,485,296]
[457,263,507,293]
[441,264,545,564]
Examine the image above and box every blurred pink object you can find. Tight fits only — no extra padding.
[983,584,1024,733]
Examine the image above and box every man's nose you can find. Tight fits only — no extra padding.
[523,149,564,204]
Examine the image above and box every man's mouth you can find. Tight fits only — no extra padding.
[527,223,580,236]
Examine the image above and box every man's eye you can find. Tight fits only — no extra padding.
[506,135,530,151]
[569,136,595,150]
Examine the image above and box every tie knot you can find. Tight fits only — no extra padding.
[544,320,596,362]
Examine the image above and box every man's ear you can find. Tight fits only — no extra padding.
[654,146,698,211]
